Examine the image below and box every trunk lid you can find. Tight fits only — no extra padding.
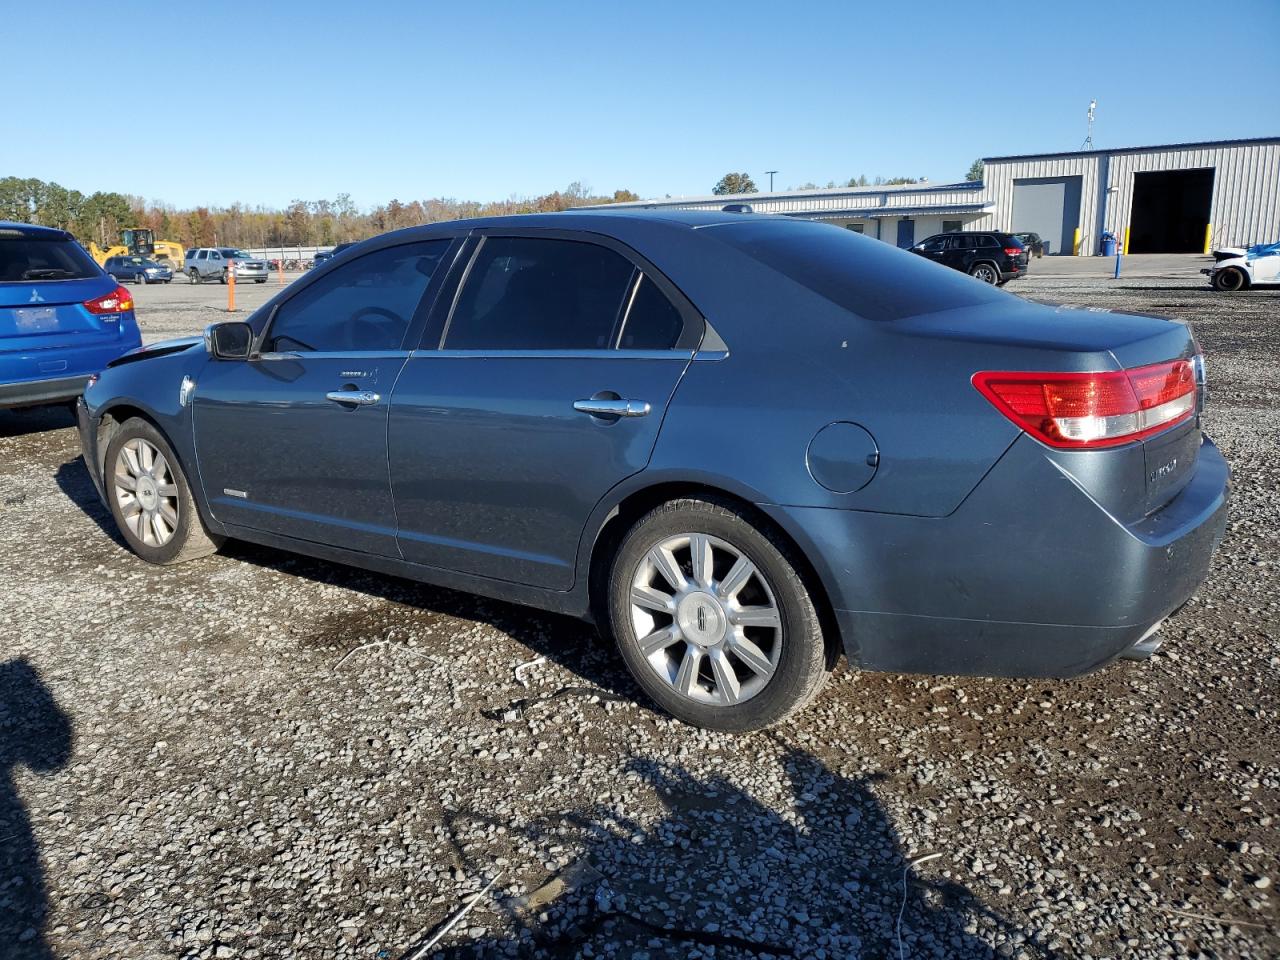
[0,276,124,351]
[901,299,1202,523]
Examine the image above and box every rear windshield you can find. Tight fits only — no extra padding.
[0,235,101,283]
[709,219,1004,322]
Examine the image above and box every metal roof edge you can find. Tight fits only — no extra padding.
[983,135,1280,164]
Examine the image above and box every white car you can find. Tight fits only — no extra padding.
[1202,241,1280,291]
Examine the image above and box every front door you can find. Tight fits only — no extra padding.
[389,233,700,590]
[896,219,915,248]
[193,238,455,555]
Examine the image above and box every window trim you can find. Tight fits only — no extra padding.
[428,227,704,355]
[253,236,462,358]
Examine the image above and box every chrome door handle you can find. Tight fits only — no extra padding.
[573,398,651,418]
[326,390,380,406]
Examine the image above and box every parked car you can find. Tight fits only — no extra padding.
[77,211,1227,730]
[1202,241,1280,291]
[186,248,270,284]
[104,255,172,284]
[910,231,1027,284]
[313,241,357,267]
[2,222,142,408]
[1013,232,1045,258]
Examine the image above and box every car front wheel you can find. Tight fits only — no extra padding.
[608,497,831,731]
[1213,267,1247,292]
[104,418,223,565]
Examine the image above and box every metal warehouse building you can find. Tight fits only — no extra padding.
[603,136,1279,256]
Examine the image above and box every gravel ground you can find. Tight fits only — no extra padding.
[1,262,1276,959]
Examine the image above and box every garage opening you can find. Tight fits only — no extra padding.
[1128,168,1214,253]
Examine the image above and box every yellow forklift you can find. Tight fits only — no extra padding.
[87,228,186,273]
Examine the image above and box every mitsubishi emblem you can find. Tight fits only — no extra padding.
[28,289,45,303]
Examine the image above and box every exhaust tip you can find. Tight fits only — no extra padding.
[1118,622,1165,661]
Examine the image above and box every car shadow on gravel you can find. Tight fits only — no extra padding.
[0,405,74,439]
[218,539,641,702]
[53,459,128,549]
[0,659,73,960]
[424,744,1057,959]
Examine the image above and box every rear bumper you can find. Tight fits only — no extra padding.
[0,373,91,408]
[765,434,1229,678]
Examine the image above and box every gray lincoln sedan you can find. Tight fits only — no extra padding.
[77,211,1228,730]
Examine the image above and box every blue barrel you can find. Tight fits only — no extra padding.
[1100,233,1117,257]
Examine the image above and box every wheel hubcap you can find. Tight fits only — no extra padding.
[629,533,782,707]
[114,438,179,547]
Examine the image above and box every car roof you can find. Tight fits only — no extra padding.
[0,221,76,241]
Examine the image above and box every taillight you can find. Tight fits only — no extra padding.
[972,359,1198,448]
[1003,247,1022,256]
[84,285,134,314]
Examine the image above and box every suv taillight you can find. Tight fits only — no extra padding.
[84,284,134,314]
[1003,247,1022,257]
[972,359,1198,448]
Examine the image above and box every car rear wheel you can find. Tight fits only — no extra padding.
[970,262,999,284]
[1213,267,1247,292]
[104,418,223,565]
[608,497,831,731]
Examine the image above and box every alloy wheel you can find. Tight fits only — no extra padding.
[629,533,781,707]
[113,438,180,547]
[973,264,998,284]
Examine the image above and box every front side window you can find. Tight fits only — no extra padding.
[264,240,452,353]
[445,236,635,351]
[918,236,947,253]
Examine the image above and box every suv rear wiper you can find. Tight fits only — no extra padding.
[21,268,77,280]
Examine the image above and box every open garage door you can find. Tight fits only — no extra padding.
[1012,177,1082,255]
[1129,168,1214,253]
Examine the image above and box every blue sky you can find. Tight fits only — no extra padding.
[8,0,1278,209]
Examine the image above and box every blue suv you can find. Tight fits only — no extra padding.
[1,222,142,408]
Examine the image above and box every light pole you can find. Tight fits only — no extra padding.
[765,170,778,192]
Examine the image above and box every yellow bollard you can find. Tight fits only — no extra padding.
[1123,227,1130,256]
[1072,227,1081,256]
[227,260,236,312]
[1203,223,1213,255]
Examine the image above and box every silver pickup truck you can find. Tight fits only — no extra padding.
[185,247,270,284]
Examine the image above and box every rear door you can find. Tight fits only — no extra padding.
[388,230,702,589]
[193,238,457,555]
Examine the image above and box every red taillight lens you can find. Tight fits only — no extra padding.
[84,284,134,315]
[1003,247,1022,256]
[972,359,1198,448]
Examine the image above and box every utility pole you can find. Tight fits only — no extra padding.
[765,170,778,192]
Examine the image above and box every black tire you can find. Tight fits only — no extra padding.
[255,278,266,284]
[189,269,201,284]
[137,273,147,285]
[969,262,1000,284]
[104,418,223,565]
[219,269,227,284]
[1213,267,1247,292]
[608,497,831,731]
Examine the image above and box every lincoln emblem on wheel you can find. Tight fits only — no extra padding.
[77,210,1228,730]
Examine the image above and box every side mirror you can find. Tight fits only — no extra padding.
[204,321,253,360]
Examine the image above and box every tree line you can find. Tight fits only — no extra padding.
[712,160,985,195]
[0,176,642,249]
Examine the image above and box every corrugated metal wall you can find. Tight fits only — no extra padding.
[980,141,1280,252]
[602,139,1279,254]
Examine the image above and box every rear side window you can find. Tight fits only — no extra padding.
[711,220,1003,322]
[446,237,635,350]
[0,236,101,282]
[264,240,452,353]
[620,275,685,350]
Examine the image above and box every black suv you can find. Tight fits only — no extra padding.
[910,231,1027,285]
